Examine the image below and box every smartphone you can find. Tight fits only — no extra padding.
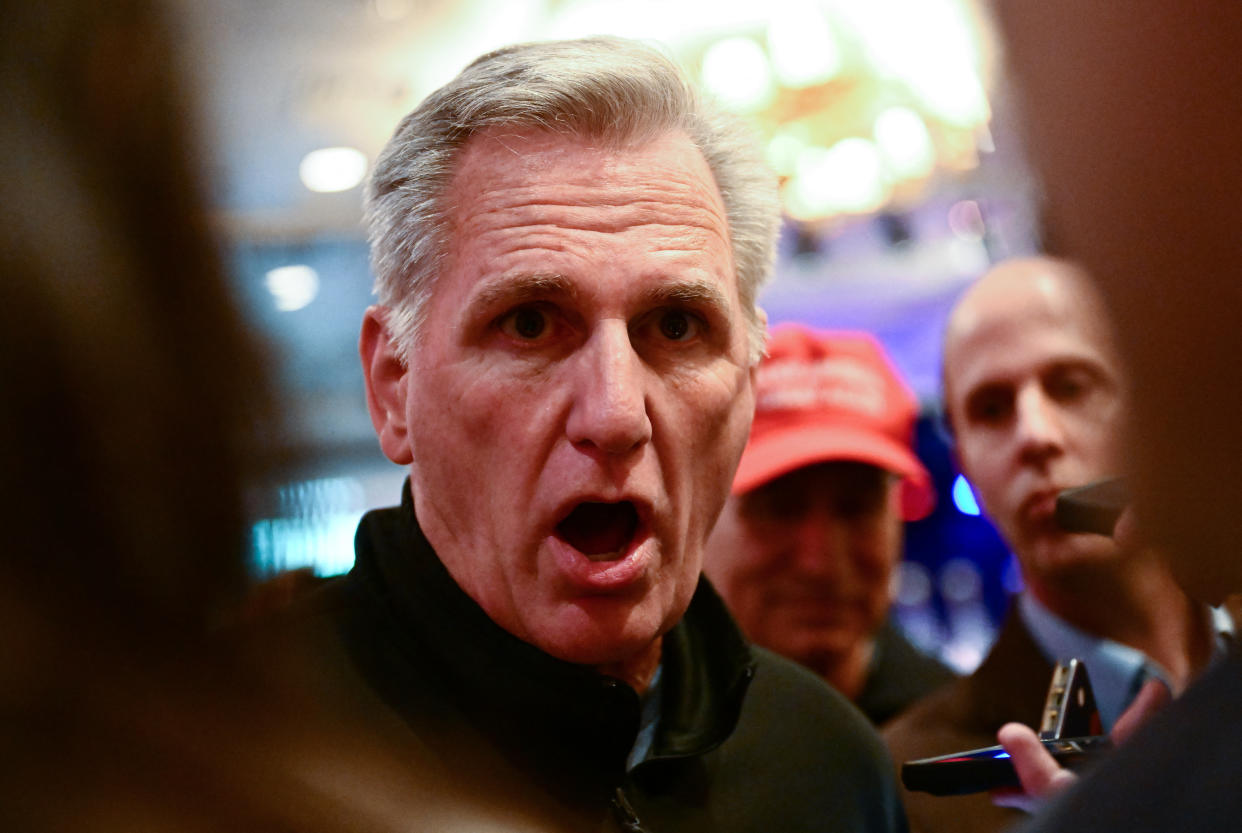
[900,735,1112,796]
[1037,658,1103,739]
[1055,477,1129,537]
[901,659,1110,796]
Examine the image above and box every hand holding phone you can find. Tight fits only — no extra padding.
[990,724,1092,812]
[901,659,1111,796]
[900,735,1111,796]
[990,678,1169,811]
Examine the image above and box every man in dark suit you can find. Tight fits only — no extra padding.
[963,3,1242,830]
[882,256,1232,833]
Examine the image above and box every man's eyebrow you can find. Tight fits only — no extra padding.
[963,379,1010,400]
[640,278,732,312]
[1046,356,1112,377]
[466,272,576,311]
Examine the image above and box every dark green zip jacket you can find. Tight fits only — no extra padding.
[295,488,908,832]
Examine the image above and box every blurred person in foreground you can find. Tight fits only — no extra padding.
[0,1,276,826]
[705,324,954,725]
[882,256,1233,833]
[272,36,909,832]
[953,3,1242,830]
[0,2,558,830]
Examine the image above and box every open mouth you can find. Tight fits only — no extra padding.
[555,501,640,561]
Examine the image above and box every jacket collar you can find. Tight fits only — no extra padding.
[349,483,756,769]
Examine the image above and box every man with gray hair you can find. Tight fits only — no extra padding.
[293,37,906,832]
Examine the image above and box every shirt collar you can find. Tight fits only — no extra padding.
[627,664,664,770]
[1018,594,1236,732]
[1210,604,1235,653]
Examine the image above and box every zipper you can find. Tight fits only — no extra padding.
[609,786,650,833]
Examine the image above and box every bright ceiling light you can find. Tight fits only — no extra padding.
[767,0,843,88]
[298,146,368,193]
[908,64,990,128]
[265,264,320,312]
[766,129,809,177]
[787,138,888,219]
[836,0,990,127]
[701,37,775,113]
[873,106,935,180]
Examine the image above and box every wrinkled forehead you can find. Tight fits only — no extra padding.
[438,126,738,299]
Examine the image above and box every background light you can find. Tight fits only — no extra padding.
[298,146,368,193]
[265,264,320,312]
[874,106,935,180]
[251,477,367,576]
[787,137,888,219]
[766,128,809,177]
[766,0,842,88]
[948,199,986,240]
[701,36,775,112]
[953,474,981,515]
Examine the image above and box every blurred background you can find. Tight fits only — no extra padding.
[171,0,1038,672]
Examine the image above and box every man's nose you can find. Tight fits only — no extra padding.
[1014,386,1064,461]
[789,511,844,578]
[565,323,652,455]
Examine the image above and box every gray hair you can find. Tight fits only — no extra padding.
[364,36,781,363]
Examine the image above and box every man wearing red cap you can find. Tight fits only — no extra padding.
[705,324,954,725]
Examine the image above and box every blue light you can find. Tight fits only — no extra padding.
[953,475,981,516]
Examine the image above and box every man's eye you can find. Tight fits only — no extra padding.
[656,309,699,342]
[739,479,811,524]
[832,491,885,520]
[967,389,1012,425]
[740,492,807,525]
[1047,371,1090,402]
[499,306,548,340]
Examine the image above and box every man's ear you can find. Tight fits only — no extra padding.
[359,305,413,465]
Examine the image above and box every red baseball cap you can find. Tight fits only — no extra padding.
[732,324,936,520]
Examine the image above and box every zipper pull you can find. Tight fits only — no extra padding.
[609,786,649,833]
